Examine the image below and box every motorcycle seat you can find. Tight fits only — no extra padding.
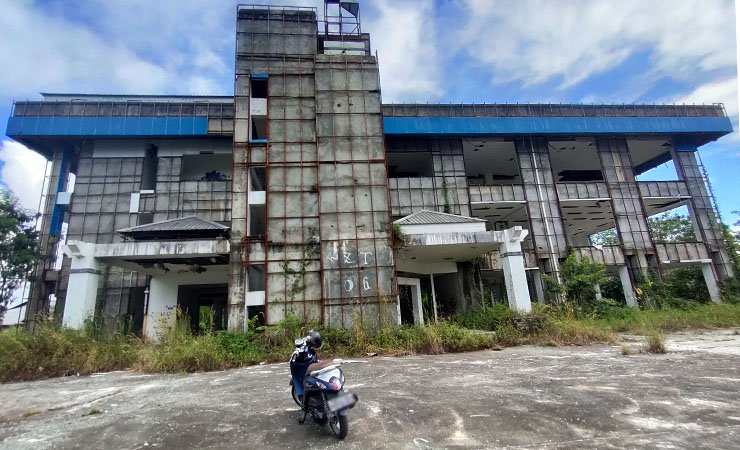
[306,360,335,376]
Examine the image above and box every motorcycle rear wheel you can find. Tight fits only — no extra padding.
[328,413,348,439]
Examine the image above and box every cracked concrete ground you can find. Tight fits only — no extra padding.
[1,330,739,449]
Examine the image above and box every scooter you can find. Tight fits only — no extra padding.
[289,330,358,439]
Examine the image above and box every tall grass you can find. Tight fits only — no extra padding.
[3,303,740,382]
[0,325,140,382]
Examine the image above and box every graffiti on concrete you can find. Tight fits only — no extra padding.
[322,240,393,299]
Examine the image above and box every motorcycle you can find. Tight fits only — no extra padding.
[289,330,358,440]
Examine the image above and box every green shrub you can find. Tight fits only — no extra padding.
[215,331,262,365]
[137,332,226,373]
[543,253,606,306]
[493,325,523,346]
[453,304,515,331]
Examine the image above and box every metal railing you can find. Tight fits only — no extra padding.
[11,100,234,119]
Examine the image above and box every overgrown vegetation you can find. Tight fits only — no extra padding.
[0,321,140,382]
[543,253,606,307]
[3,301,740,382]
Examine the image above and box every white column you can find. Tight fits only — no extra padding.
[500,227,532,313]
[701,262,721,304]
[146,275,179,340]
[618,265,638,308]
[62,241,100,329]
[594,283,603,301]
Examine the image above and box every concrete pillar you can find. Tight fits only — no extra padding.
[146,275,179,340]
[671,145,734,280]
[62,241,100,329]
[701,262,721,304]
[618,265,638,308]
[596,137,658,279]
[501,227,532,313]
[514,137,569,280]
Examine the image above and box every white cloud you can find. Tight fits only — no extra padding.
[0,140,46,211]
[674,78,739,121]
[459,0,736,90]
[0,0,239,97]
[671,77,740,146]
[365,0,443,101]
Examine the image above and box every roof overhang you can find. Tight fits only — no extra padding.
[92,239,229,275]
[396,228,529,274]
[383,116,732,146]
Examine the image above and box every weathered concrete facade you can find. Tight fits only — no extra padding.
[5,2,735,335]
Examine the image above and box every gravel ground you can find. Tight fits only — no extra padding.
[1,329,739,449]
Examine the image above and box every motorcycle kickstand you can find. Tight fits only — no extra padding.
[298,408,308,425]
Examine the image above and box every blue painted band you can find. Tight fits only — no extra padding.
[673,142,699,152]
[50,147,73,237]
[382,116,733,137]
[6,116,209,137]
[250,74,269,79]
[249,139,269,144]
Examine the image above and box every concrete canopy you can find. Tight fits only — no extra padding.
[397,232,502,267]
[85,239,229,276]
[394,210,532,312]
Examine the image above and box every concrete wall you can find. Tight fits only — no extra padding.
[315,54,395,327]
[233,8,323,329]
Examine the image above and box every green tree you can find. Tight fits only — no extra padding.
[590,214,695,246]
[648,213,696,243]
[543,253,606,306]
[590,228,618,246]
[0,190,43,322]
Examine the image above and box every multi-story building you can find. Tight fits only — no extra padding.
[6,2,734,337]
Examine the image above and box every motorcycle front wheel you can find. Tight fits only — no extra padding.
[328,413,348,440]
[290,384,302,407]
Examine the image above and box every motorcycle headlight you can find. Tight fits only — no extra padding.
[329,376,342,391]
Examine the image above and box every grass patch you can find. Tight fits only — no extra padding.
[587,303,740,334]
[645,331,667,354]
[3,303,740,382]
[530,316,616,346]
[82,407,102,416]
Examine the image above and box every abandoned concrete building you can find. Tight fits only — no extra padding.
[5,2,735,337]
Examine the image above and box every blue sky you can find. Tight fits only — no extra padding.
[0,0,738,222]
